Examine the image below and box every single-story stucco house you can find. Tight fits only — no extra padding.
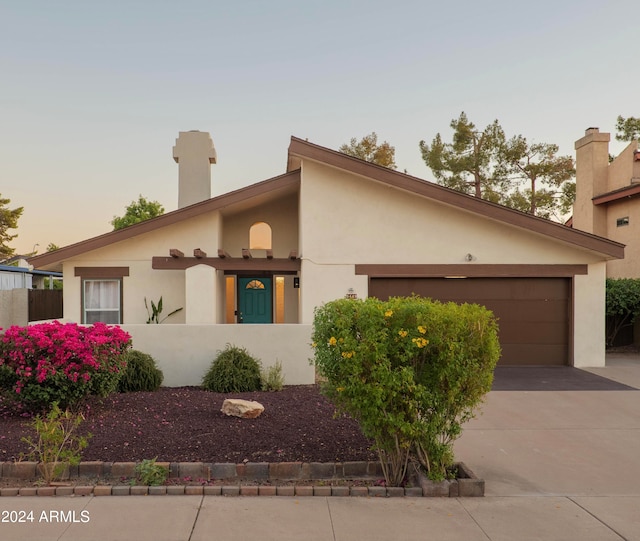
[29,131,624,386]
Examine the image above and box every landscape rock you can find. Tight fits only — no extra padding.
[221,399,264,419]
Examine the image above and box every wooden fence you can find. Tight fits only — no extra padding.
[28,289,63,322]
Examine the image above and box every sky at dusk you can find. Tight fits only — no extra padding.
[2,0,637,256]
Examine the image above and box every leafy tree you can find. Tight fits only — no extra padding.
[420,112,575,219]
[111,195,164,231]
[46,243,60,252]
[498,137,575,219]
[419,112,508,202]
[0,194,24,259]
[339,132,397,169]
[44,277,63,290]
[615,116,640,142]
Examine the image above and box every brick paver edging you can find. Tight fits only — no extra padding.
[0,461,484,498]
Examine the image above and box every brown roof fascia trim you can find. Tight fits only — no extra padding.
[29,169,301,269]
[74,267,130,278]
[288,137,624,259]
[355,264,588,278]
[593,184,640,205]
[152,257,301,272]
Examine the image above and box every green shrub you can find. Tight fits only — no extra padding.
[0,364,19,408]
[0,364,18,390]
[133,457,168,486]
[117,350,164,392]
[21,402,92,485]
[312,296,500,485]
[606,278,640,347]
[202,345,262,393]
[261,361,284,391]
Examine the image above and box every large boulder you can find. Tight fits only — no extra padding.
[221,399,264,419]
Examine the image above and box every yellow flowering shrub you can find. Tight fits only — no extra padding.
[312,296,500,483]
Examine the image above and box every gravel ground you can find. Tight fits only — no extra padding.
[0,385,376,464]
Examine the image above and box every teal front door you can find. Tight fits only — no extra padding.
[238,277,272,323]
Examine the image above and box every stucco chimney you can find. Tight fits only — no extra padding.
[173,131,217,209]
[573,127,610,236]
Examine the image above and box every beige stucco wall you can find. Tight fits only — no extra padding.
[299,261,368,324]
[299,161,598,266]
[222,193,298,257]
[185,264,216,323]
[123,323,314,386]
[63,260,185,325]
[0,289,29,329]
[62,212,222,324]
[298,159,610,366]
[604,198,640,278]
[573,129,610,236]
[601,143,640,278]
[573,261,607,367]
[607,140,639,192]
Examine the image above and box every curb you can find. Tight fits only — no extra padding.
[0,461,484,498]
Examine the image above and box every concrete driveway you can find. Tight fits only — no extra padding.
[455,353,640,498]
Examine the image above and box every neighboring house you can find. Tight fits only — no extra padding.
[573,127,640,279]
[0,263,34,290]
[572,127,640,345]
[0,262,63,328]
[0,259,62,291]
[29,131,623,386]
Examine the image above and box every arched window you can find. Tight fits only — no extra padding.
[249,222,272,250]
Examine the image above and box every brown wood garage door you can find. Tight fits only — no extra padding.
[369,277,570,366]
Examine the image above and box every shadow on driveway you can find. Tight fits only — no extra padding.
[492,366,639,391]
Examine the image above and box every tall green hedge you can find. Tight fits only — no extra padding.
[605,278,640,347]
[312,296,500,484]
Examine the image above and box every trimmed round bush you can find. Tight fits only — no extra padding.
[202,345,262,393]
[117,350,164,392]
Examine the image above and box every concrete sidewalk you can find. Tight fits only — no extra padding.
[1,354,639,541]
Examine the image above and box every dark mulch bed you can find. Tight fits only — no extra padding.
[0,386,376,464]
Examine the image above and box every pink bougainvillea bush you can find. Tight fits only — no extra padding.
[0,322,131,412]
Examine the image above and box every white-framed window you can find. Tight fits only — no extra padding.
[83,279,121,324]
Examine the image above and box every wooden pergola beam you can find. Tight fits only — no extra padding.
[170,249,184,259]
[242,249,252,259]
[152,256,300,272]
[217,249,230,259]
[194,248,207,259]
